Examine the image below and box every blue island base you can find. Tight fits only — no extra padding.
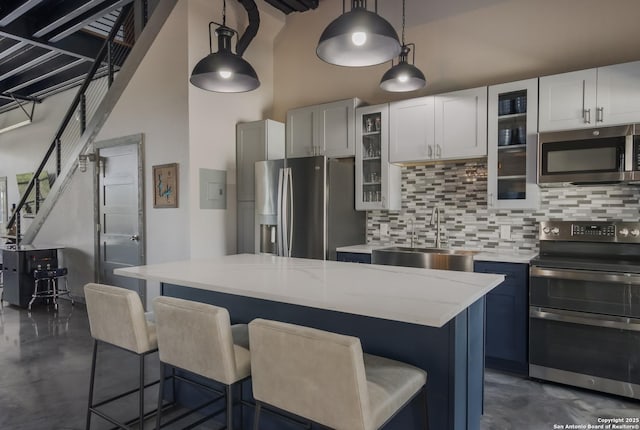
[162,283,485,430]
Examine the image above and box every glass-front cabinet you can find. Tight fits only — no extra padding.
[355,104,401,211]
[487,78,539,209]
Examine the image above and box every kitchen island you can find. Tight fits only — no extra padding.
[115,254,504,430]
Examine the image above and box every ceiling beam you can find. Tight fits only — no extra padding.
[13,62,94,96]
[0,39,26,61]
[0,92,41,102]
[0,49,57,80]
[46,0,132,43]
[0,55,86,93]
[0,0,46,26]
[0,18,107,61]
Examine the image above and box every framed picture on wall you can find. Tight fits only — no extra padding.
[153,163,178,208]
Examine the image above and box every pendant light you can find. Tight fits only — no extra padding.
[190,0,260,93]
[316,0,401,67]
[379,0,426,92]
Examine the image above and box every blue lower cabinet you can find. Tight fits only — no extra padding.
[336,251,371,264]
[474,261,529,375]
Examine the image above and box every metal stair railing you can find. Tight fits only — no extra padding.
[5,0,179,245]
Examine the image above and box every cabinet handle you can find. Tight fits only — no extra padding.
[597,107,604,122]
[584,108,591,124]
[436,144,442,158]
[428,145,433,158]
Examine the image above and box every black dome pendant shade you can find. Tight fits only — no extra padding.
[190,26,260,93]
[190,0,260,93]
[380,44,426,92]
[317,0,401,67]
[379,0,426,92]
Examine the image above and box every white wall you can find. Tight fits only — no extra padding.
[0,90,76,207]
[186,0,284,258]
[0,90,93,298]
[272,0,640,120]
[95,0,190,303]
[34,169,95,298]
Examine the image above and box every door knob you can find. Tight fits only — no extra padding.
[130,235,140,242]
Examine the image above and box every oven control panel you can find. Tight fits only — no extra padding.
[540,221,640,243]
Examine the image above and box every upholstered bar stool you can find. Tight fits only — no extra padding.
[84,283,160,430]
[249,319,429,430]
[152,296,251,430]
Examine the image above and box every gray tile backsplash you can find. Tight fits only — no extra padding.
[367,161,640,252]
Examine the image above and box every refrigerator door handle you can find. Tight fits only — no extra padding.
[282,168,289,257]
[276,168,284,256]
[287,168,294,257]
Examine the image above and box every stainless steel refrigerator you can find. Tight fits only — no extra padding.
[254,156,366,260]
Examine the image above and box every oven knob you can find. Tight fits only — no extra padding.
[551,227,560,235]
[619,228,629,237]
[631,229,640,237]
[543,227,551,234]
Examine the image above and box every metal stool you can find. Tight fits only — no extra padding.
[30,266,73,311]
[84,283,164,430]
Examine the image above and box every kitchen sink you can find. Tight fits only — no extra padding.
[371,246,478,272]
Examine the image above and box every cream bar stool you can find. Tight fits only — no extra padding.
[84,283,161,430]
[249,319,429,430]
[152,296,251,430]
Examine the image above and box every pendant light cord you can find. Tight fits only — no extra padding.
[223,0,226,26]
[401,0,406,45]
[208,0,228,54]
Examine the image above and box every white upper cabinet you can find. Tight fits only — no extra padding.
[435,87,488,160]
[236,120,285,202]
[286,107,315,158]
[389,96,435,163]
[595,61,640,126]
[487,79,539,210]
[389,87,487,164]
[355,104,401,211]
[539,60,640,131]
[286,98,362,158]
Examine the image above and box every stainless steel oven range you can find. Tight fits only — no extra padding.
[529,221,640,399]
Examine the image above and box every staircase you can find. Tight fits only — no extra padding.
[6,0,178,245]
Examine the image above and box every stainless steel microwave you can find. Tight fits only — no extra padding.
[538,124,640,185]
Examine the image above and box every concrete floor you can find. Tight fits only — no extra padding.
[0,298,638,430]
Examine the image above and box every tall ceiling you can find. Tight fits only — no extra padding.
[0,0,318,115]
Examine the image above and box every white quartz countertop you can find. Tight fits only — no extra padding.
[337,244,537,264]
[115,254,504,328]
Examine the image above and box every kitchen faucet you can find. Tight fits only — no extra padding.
[409,218,417,248]
[431,207,443,248]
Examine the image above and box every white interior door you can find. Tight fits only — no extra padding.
[96,136,145,305]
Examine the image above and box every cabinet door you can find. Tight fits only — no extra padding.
[474,261,529,375]
[539,69,597,131]
[435,87,487,160]
[389,96,435,163]
[236,122,266,201]
[336,252,371,263]
[487,79,539,210]
[237,201,255,254]
[355,104,401,211]
[596,60,640,126]
[286,106,315,158]
[319,100,355,158]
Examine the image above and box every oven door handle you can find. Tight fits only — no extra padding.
[530,307,640,332]
[530,266,640,284]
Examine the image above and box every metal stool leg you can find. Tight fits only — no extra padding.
[139,353,145,428]
[86,340,99,430]
[53,278,59,311]
[422,385,429,430]
[155,363,165,430]
[226,384,233,430]
[28,279,40,311]
[253,401,261,430]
